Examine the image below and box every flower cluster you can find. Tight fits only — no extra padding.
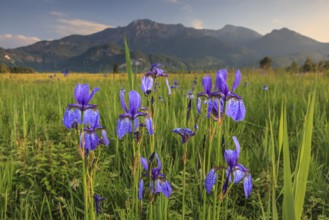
[197,69,246,122]
[117,89,153,139]
[63,83,109,154]
[139,152,172,200]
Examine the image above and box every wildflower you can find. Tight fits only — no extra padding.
[196,75,222,118]
[139,153,172,200]
[94,194,106,215]
[185,90,194,99]
[205,136,252,198]
[263,84,268,91]
[205,168,217,194]
[215,69,246,121]
[82,111,109,155]
[172,124,198,144]
[117,89,153,139]
[141,64,171,95]
[63,70,69,77]
[63,83,100,129]
[171,80,179,89]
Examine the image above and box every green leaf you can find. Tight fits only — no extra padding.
[294,92,315,219]
[281,100,296,220]
[124,36,134,90]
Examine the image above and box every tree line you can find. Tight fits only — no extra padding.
[259,56,329,72]
[0,63,35,74]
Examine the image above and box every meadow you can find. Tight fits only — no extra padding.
[0,69,328,219]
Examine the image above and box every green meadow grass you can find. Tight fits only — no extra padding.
[0,71,328,219]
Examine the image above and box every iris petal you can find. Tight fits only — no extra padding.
[117,118,132,139]
[141,76,154,94]
[83,109,100,128]
[225,99,246,121]
[205,168,217,194]
[215,69,229,95]
[63,107,81,129]
[101,129,110,146]
[74,84,89,105]
[232,69,241,91]
[140,157,149,171]
[224,149,238,167]
[138,179,144,200]
[232,136,240,156]
[145,116,154,135]
[84,132,100,151]
[86,87,100,104]
[155,153,162,171]
[155,179,172,197]
[233,168,245,183]
[197,97,201,114]
[120,89,128,112]
[129,90,141,116]
[244,174,252,198]
[202,75,212,95]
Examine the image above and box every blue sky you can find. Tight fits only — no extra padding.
[1,0,328,48]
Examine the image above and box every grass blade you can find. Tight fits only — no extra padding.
[294,92,315,219]
[280,100,296,220]
[124,36,134,90]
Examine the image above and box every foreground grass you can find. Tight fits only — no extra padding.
[0,71,328,219]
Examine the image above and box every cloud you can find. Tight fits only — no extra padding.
[272,19,282,24]
[56,18,111,36]
[192,20,204,29]
[0,34,41,49]
[50,11,65,17]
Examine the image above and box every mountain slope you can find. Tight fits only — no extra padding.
[2,19,329,71]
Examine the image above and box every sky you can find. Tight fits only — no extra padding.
[1,0,329,48]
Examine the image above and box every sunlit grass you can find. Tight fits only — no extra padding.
[0,71,328,219]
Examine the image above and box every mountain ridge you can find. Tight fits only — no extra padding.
[1,19,328,72]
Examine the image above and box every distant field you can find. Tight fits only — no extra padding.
[0,70,328,219]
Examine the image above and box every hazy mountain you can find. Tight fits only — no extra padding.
[1,19,329,72]
[247,28,329,56]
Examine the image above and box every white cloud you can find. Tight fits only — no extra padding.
[272,19,282,24]
[56,18,111,36]
[0,34,41,49]
[192,20,204,29]
[50,11,65,17]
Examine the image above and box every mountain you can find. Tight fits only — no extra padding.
[1,19,329,72]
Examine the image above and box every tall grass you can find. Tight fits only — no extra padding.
[0,70,328,219]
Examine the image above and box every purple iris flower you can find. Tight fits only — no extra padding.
[196,75,222,118]
[117,89,153,139]
[63,83,100,129]
[172,124,198,144]
[141,64,171,95]
[81,110,109,154]
[215,69,246,121]
[263,84,268,91]
[205,136,252,198]
[171,80,179,89]
[185,90,194,99]
[139,152,172,200]
[63,70,69,77]
[94,194,105,215]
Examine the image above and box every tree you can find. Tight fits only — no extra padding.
[0,63,9,73]
[302,58,315,72]
[113,63,119,73]
[259,57,272,69]
[286,61,299,73]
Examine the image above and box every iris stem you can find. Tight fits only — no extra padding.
[182,142,187,220]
